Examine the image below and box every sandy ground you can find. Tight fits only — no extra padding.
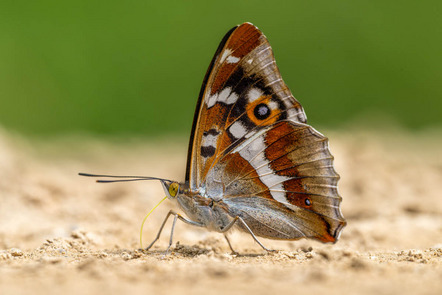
[0,127,441,295]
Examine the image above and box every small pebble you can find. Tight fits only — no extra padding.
[96,251,108,258]
[121,252,132,260]
[302,246,313,252]
[10,248,24,257]
[57,248,67,255]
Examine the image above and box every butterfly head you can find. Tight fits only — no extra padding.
[161,181,180,199]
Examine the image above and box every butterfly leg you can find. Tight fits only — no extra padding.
[223,234,239,255]
[220,216,276,253]
[164,214,178,255]
[144,210,204,253]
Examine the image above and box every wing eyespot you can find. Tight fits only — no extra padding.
[246,95,280,126]
[253,103,271,120]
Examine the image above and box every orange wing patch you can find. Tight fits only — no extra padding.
[245,95,280,126]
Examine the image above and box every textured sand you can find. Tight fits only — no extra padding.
[0,128,441,295]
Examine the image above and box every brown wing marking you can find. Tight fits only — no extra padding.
[209,24,262,95]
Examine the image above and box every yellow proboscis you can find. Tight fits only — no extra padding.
[139,196,168,249]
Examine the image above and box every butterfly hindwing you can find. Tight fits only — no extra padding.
[186,23,346,242]
[208,121,345,242]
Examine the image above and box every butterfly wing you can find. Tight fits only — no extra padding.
[186,23,306,189]
[186,23,346,242]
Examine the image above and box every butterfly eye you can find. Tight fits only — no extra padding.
[305,198,312,207]
[253,103,271,120]
[168,182,179,197]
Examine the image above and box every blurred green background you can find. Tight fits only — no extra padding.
[0,0,440,137]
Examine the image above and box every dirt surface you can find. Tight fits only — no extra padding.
[0,128,441,295]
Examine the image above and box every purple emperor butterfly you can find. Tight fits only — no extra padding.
[81,23,346,253]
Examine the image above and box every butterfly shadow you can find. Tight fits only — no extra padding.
[139,242,273,258]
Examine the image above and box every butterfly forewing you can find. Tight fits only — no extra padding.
[187,23,307,190]
[186,22,346,243]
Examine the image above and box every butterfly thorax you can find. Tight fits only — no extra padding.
[176,184,234,232]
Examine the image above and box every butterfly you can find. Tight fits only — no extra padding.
[81,22,346,253]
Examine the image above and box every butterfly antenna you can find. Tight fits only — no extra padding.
[78,172,174,183]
